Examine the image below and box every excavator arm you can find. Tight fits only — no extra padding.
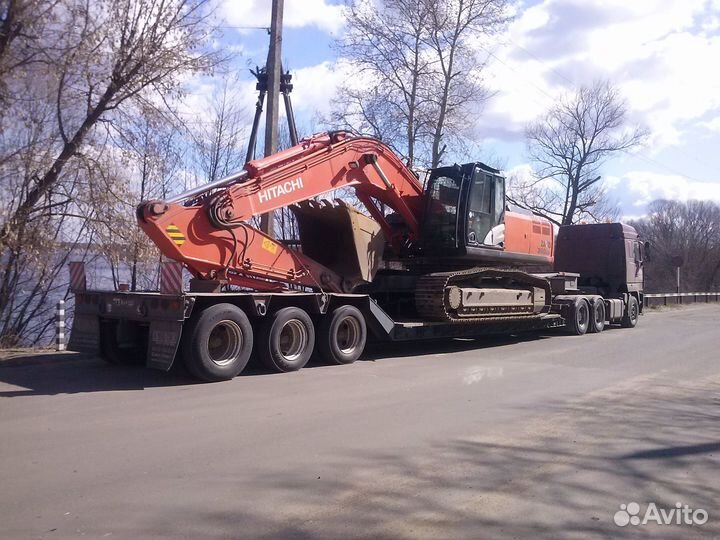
[136,131,425,293]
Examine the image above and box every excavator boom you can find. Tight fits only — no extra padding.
[137,131,425,292]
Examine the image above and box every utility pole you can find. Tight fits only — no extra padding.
[260,0,284,238]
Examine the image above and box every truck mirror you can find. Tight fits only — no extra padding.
[643,241,651,261]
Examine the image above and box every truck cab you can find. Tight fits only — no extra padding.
[554,222,645,303]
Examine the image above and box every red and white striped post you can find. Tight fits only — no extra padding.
[68,262,87,291]
[160,261,184,294]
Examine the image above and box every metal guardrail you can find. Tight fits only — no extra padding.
[644,292,720,307]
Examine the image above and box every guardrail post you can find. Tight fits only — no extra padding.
[56,300,65,352]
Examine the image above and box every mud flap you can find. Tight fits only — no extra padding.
[68,313,100,354]
[148,320,183,371]
[291,200,385,288]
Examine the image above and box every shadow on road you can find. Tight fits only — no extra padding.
[0,332,552,397]
[122,375,720,540]
[0,353,200,396]
[362,331,553,360]
[621,441,720,460]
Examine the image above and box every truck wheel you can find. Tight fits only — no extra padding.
[567,298,590,335]
[588,300,606,333]
[182,303,253,382]
[621,296,639,328]
[258,307,315,372]
[319,305,367,365]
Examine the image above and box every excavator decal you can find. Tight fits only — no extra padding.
[261,238,279,254]
[257,177,304,204]
[165,224,185,246]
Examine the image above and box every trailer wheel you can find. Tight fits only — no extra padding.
[621,296,639,328]
[567,298,590,335]
[588,300,606,333]
[319,305,367,365]
[258,307,315,372]
[182,303,253,382]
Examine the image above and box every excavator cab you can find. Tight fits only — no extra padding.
[421,162,506,255]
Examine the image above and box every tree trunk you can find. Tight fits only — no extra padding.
[0,83,117,247]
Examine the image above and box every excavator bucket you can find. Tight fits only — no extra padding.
[290,200,385,288]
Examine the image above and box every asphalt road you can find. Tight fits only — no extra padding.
[1,305,719,540]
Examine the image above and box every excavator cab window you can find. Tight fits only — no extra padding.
[466,166,505,247]
[422,171,463,249]
[422,163,506,253]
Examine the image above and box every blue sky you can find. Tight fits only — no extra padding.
[207,0,720,218]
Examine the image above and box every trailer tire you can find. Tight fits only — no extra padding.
[318,305,367,365]
[621,296,639,328]
[567,298,590,335]
[588,300,606,333]
[182,303,253,382]
[258,307,315,373]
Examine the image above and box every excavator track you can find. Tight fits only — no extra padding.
[415,267,552,324]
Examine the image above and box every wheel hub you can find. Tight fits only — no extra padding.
[207,320,243,366]
[337,316,361,354]
[279,319,308,361]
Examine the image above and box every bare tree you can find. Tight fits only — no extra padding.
[333,0,434,165]
[119,112,183,290]
[514,81,646,225]
[0,0,59,105]
[0,0,220,345]
[333,0,509,167]
[0,0,218,249]
[425,0,508,167]
[191,73,248,184]
[632,200,720,293]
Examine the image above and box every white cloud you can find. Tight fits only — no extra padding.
[609,171,720,207]
[506,163,535,180]
[220,0,345,34]
[479,0,720,150]
[505,165,720,215]
[289,60,351,117]
[701,116,720,132]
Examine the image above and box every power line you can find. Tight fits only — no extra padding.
[628,151,714,184]
[475,42,557,104]
[220,25,271,32]
[503,37,576,87]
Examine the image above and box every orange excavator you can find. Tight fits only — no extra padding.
[70,131,644,382]
[137,130,554,295]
